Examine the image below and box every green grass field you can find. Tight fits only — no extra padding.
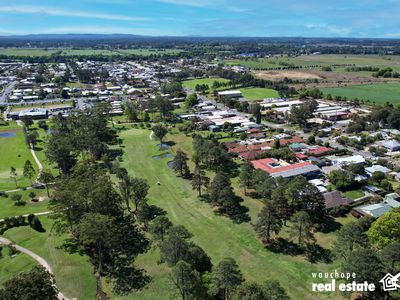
[241,87,280,100]
[0,48,59,57]
[321,82,400,104]
[106,128,344,300]
[0,251,37,284]
[0,123,37,191]
[182,77,230,91]
[0,189,49,220]
[0,47,182,57]
[226,54,400,71]
[2,217,97,299]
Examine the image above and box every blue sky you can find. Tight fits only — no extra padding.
[0,0,399,37]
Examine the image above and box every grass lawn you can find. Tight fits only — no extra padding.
[0,251,37,285]
[241,87,280,100]
[2,217,97,299]
[0,189,49,220]
[344,189,365,200]
[321,82,400,105]
[0,123,38,191]
[106,128,344,300]
[182,77,229,91]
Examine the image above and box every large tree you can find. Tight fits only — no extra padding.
[152,124,168,144]
[125,101,139,122]
[191,164,209,197]
[170,261,202,300]
[333,221,369,261]
[210,257,244,300]
[368,208,400,249]
[50,163,149,295]
[172,149,190,178]
[149,215,172,242]
[0,266,58,300]
[38,169,54,197]
[239,161,254,195]
[254,202,283,243]
[233,280,289,300]
[79,212,114,295]
[289,211,315,247]
[23,160,35,184]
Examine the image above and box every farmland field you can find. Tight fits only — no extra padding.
[0,47,183,57]
[182,77,230,90]
[227,54,400,71]
[0,48,58,57]
[321,82,400,104]
[241,87,280,100]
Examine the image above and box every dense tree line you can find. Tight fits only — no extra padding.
[45,104,117,173]
[347,104,400,133]
[334,211,400,299]
[50,163,150,297]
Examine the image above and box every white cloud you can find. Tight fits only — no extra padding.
[0,5,149,21]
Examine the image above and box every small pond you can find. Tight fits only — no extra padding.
[167,160,174,169]
[157,143,170,150]
[152,153,174,160]
[0,132,16,138]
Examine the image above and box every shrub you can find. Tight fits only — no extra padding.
[11,193,22,202]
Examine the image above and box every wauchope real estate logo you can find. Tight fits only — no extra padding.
[310,271,400,293]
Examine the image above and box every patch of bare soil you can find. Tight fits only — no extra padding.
[253,70,322,80]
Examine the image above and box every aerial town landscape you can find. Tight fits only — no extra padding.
[1,1,400,300]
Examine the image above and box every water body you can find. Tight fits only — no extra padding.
[152,153,174,160]
[0,131,16,138]
[156,143,170,150]
[167,160,174,169]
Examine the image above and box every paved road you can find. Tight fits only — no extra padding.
[0,81,18,104]
[0,236,70,300]
[0,211,50,223]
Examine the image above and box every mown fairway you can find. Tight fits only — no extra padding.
[0,189,48,220]
[321,82,400,104]
[108,128,342,300]
[0,123,37,191]
[2,217,97,300]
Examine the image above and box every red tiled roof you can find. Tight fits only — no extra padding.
[280,136,304,146]
[306,146,332,157]
[224,142,238,149]
[295,153,308,160]
[251,158,314,174]
[239,150,263,161]
[247,144,262,151]
[248,128,262,133]
[228,145,249,154]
